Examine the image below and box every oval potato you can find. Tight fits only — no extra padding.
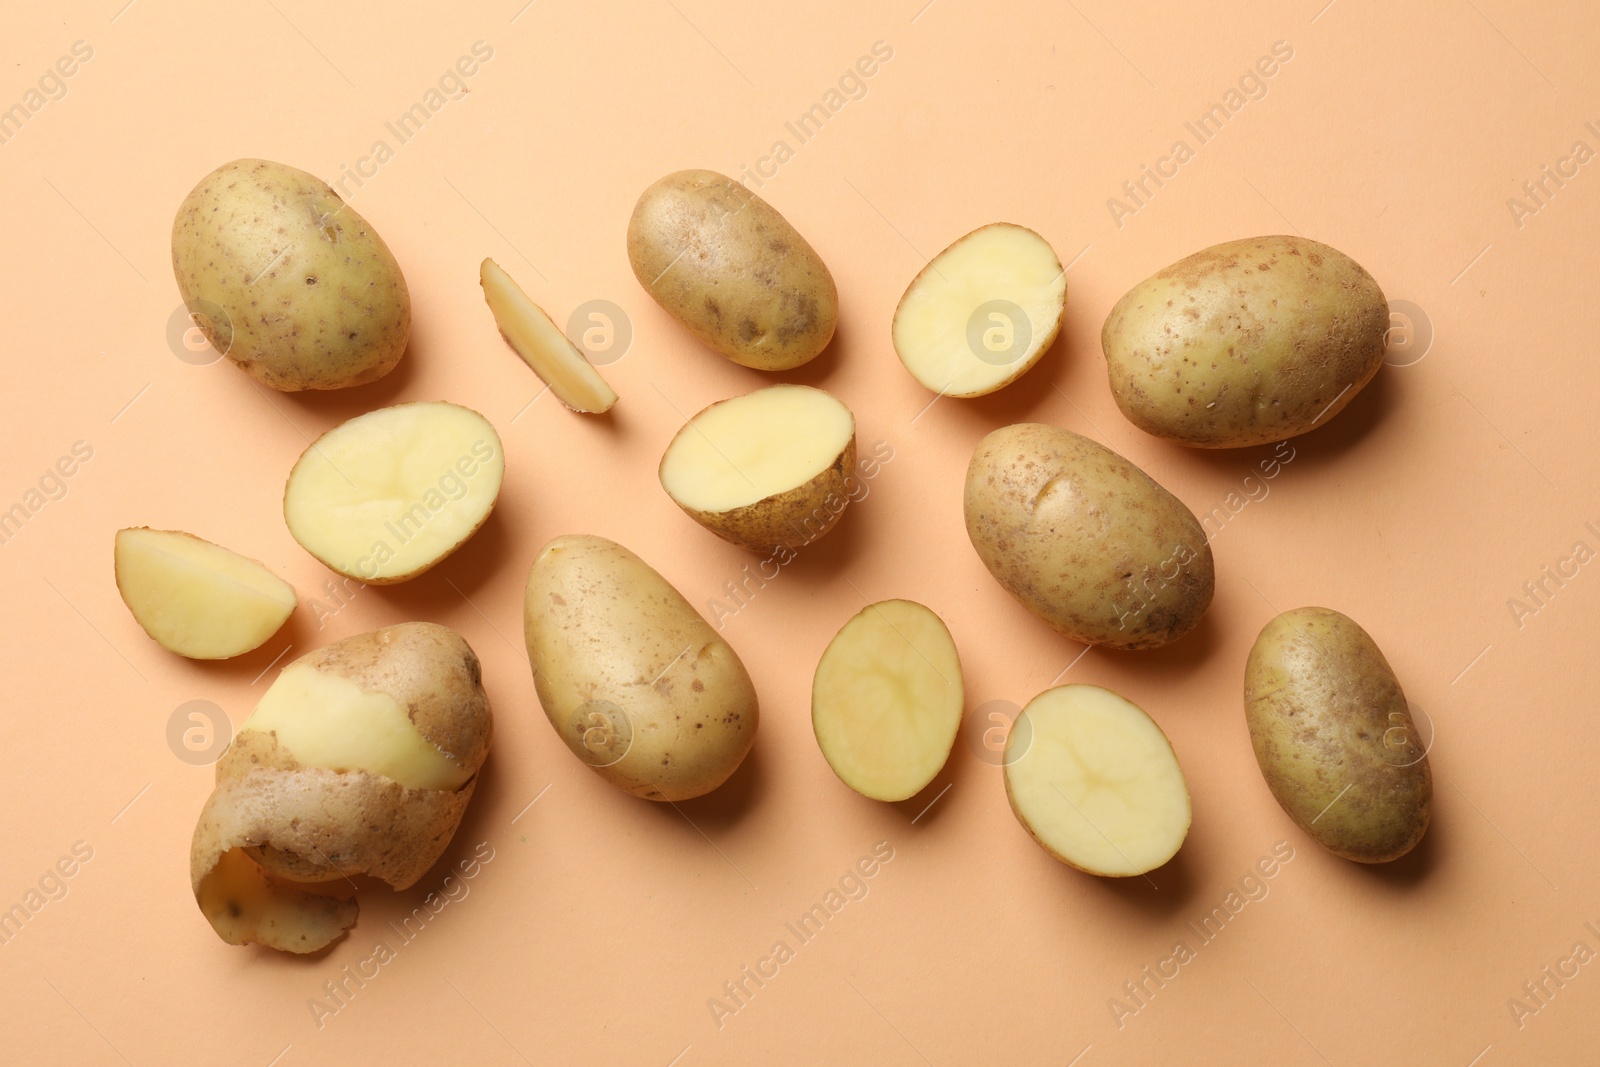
[1101,235,1387,448]
[1244,607,1432,863]
[172,158,410,391]
[963,423,1214,649]
[627,169,837,371]
[524,534,758,801]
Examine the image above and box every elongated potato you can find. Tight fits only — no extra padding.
[283,402,504,584]
[659,384,856,551]
[190,623,492,952]
[1244,607,1432,862]
[114,528,295,658]
[627,169,837,370]
[893,223,1066,397]
[1102,235,1388,447]
[171,158,410,391]
[812,600,964,801]
[479,258,617,413]
[964,423,1213,649]
[525,535,758,801]
[1004,685,1191,876]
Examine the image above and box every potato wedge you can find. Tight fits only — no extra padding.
[114,527,295,659]
[1004,685,1191,877]
[893,223,1066,398]
[659,384,856,552]
[479,257,617,414]
[812,600,964,801]
[283,401,504,584]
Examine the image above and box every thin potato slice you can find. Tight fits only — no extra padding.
[479,258,617,414]
[893,223,1066,398]
[659,384,855,551]
[283,402,504,584]
[812,600,964,801]
[114,527,296,659]
[1004,685,1190,876]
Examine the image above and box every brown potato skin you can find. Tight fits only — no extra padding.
[1244,607,1432,863]
[211,622,491,886]
[172,158,410,391]
[627,169,837,370]
[1101,235,1387,448]
[524,535,758,801]
[964,423,1214,650]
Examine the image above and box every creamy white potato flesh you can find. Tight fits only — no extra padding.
[893,223,1066,398]
[114,528,296,659]
[480,258,617,414]
[283,402,504,583]
[812,599,964,801]
[1004,685,1190,876]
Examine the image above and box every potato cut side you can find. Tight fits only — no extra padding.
[893,223,1066,398]
[659,384,855,551]
[240,663,470,790]
[812,600,964,801]
[283,402,504,584]
[479,258,617,413]
[1004,685,1190,877]
[114,527,296,659]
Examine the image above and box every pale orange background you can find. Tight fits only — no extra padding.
[1,1,1596,1064]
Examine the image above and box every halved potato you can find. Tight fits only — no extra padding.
[283,402,504,584]
[811,600,964,801]
[114,527,296,659]
[658,384,855,551]
[1004,685,1190,877]
[893,223,1066,398]
[479,258,617,414]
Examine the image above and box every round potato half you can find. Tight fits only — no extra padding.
[283,401,504,584]
[1004,684,1191,877]
[659,384,856,552]
[171,158,410,391]
[812,599,965,801]
[893,223,1066,398]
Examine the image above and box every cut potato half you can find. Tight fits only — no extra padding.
[812,600,964,801]
[480,258,617,414]
[659,384,855,551]
[1004,685,1190,877]
[893,223,1066,398]
[114,527,296,659]
[283,402,504,584]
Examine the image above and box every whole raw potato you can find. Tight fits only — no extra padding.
[1244,607,1432,863]
[627,169,837,371]
[172,158,411,390]
[964,423,1213,650]
[1101,235,1388,447]
[524,534,758,800]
